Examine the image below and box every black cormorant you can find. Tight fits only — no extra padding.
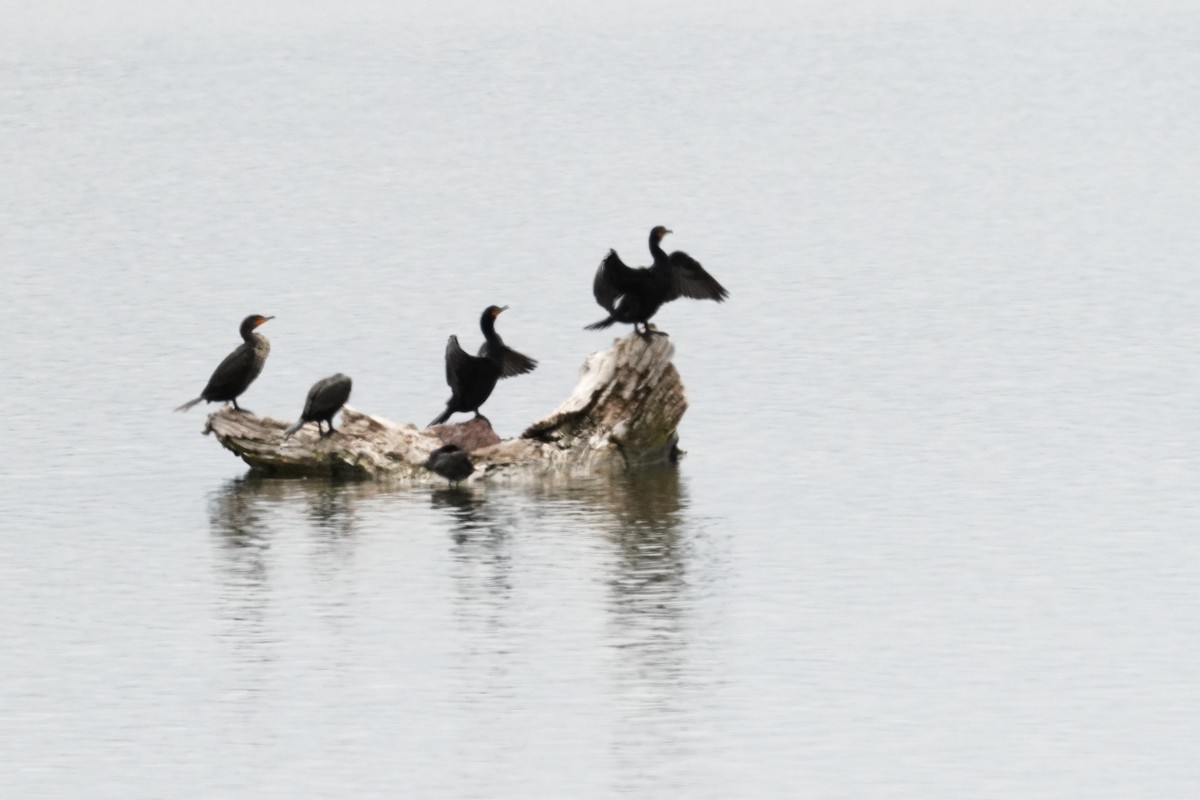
[176,314,274,413]
[283,373,353,438]
[429,305,537,426]
[585,226,728,336]
[425,444,475,486]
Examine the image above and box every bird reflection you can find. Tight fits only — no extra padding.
[206,476,373,701]
[432,487,517,716]
[431,488,513,595]
[208,476,277,598]
[430,487,494,546]
[212,475,367,542]
[209,476,273,549]
[206,477,279,710]
[303,479,360,554]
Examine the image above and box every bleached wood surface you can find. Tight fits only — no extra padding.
[201,331,687,482]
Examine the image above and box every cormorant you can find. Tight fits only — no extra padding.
[585,226,729,336]
[283,373,353,438]
[176,314,274,413]
[425,444,475,486]
[429,305,537,426]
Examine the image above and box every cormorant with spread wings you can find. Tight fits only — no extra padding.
[429,305,538,427]
[586,226,728,336]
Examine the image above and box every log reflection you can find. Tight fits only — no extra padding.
[592,466,690,667]
[206,477,376,672]
[205,466,714,765]
[579,466,704,777]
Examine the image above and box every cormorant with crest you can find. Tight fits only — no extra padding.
[585,226,728,336]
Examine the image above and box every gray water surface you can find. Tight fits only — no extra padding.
[3,3,1200,797]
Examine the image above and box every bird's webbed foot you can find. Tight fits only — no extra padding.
[231,401,253,414]
[636,326,661,340]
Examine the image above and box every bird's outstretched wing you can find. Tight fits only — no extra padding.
[444,335,474,396]
[666,250,729,303]
[592,249,640,312]
[497,347,538,379]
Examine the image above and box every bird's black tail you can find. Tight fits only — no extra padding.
[428,407,453,427]
[584,316,615,331]
[175,397,203,412]
[282,419,305,438]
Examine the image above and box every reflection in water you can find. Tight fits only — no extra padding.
[207,477,278,619]
[210,475,367,540]
[588,468,698,769]
[572,467,690,682]
[523,467,704,790]
[303,482,358,540]
[208,478,273,549]
[432,484,519,760]
[206,468,716,794]
[206,477,279,723]
[431,487,499,547]
[433,485,514,629]
[597,468,689,621]
[299,481,362,620]
[600,466,688,628]
[206,477,375,706]
[207,476,381,602]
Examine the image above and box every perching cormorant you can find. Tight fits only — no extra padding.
[585,226,729,336]
[283,373,353,438]
[176,314,274,413]
[428,305,537,427]
[425,444,475,486]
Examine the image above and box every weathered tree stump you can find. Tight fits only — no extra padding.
[201,331,687,482]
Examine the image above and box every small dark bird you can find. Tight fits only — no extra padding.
[428,305,537,427]
[586,226,728,337]
[425,444,476,486]
[283,373,353,438]
[176,314,274,413]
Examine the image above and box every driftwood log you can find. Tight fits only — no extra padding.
[202,331,687,482]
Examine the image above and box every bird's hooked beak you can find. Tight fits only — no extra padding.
[663,229,673,236]
[492,306,509,317]
[258,315,275,326]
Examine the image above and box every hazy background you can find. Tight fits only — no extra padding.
[3,1,1200,797]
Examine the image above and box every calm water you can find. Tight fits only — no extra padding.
[4,2,1200,797]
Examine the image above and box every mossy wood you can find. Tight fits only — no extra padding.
[201,331,687,482]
